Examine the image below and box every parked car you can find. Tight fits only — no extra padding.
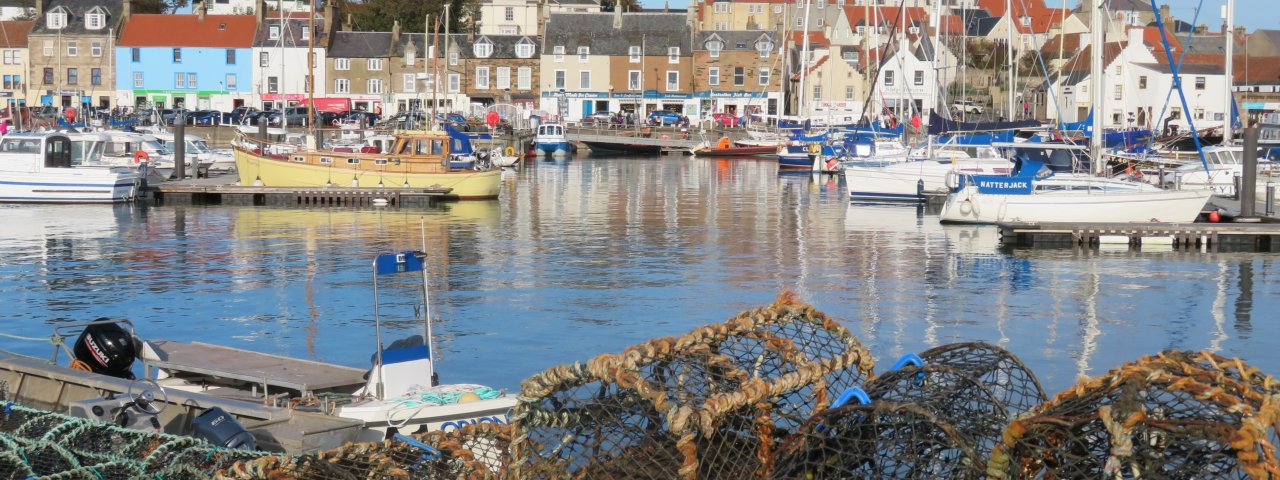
[162,108,192,125]
[336,110,380,126]
[648,110,682,126]
[268,106,310,127]
[712,113,740,127]
[189,110,223,125]
[952,100,984,114]
[585,111,614,125]
[241,109,271,126]
[226,106,259,124]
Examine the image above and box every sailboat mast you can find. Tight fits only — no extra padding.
[307,0,315,134]
[444,4,450,115]
[431,16,439,129]
[1223,0,1234,143]
[797,0,811,119]
[1089,0,1104,173]
[1005,0,1014,119]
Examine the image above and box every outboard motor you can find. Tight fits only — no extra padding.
[72,320,137,379]
[192,407,257,450]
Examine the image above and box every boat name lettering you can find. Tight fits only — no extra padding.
[438,415,508,432]
[978,180,1028,190]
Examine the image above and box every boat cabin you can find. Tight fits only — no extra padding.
[537,123,565,139]
[0,134,74,169]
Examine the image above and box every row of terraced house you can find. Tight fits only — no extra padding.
[0,0,1279,127]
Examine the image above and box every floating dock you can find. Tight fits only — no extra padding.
[147,175,452,207]
[997,221,1280,252]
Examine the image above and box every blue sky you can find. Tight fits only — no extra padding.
[637,0,1280,32]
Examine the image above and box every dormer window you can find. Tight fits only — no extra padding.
[756,40,773,58]
[1020,16,1030,27]
[301,26,310,40]
[269,25,280,40]
[85,7,106,30]
[668,47,679,63]
[405,48,415,66]
[473,38,493,58]
[706,39,723,58]
[515,37,535,59]
[46,9,68,29]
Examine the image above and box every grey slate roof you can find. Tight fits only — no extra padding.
[954,9,997,37]
[399,33,539,59]
[543,12,690,56]
[328,31,391,58]
[30,0,124,35]
[551,0,600,5]
[694,31,773,51]
[1105,0,1149,11]
[253,16,328,47]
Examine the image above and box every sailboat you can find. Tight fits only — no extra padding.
[938,1,1211,224]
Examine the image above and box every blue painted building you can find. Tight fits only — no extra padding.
[115,12,257,111]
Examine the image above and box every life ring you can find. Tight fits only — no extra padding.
[133,150,150,164]
[808,144,820,154]
[504,146,515,156]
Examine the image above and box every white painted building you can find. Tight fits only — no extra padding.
[252,13,328,110]
[0,0,33,21]
[208,0,311,15]
[873,37,948,123]
[475,0,538,36]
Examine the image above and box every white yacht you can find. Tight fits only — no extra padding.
[151,131,233,172]
[939,143,1211,224]
[0,133,139,203]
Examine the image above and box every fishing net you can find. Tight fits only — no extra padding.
[768,342,1045,479]
[219,422,514,480]
[509,292,875,480]
[0,402,272,480]
[987,350,1280,479]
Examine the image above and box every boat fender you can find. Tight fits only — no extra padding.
[504,146,515,156]
[808,144,820,154]
[133,151,150,164]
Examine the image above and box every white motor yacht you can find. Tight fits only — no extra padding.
[0,133,139,202]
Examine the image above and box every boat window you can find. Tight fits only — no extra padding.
[292,156,306,162]
[1,138,39,153]
[415,139,430,155]
[319,156,332,164]
[374,159,388,165]
[432,140,445,155]
[45,137,72,168]
[347,158,359,164]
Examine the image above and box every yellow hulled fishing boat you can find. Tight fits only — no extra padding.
[233,130,501,200]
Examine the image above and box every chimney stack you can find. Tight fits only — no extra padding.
[121,0,130,22]
[256,0,265,23]
[197,1,206,21]
[613,0,622,28]
[35,0,43,17]
[343,13,351,31]
[391,19,400,46]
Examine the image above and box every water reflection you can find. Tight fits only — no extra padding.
[0,157,1278,394]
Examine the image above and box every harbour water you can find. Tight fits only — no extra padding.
[1,155,1277,395]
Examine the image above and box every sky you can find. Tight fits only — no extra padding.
[636,0,1280,32]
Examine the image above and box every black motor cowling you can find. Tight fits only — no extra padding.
[192,407,257,450]
[72,320,136,379]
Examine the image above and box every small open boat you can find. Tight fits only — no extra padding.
[234,130,501,200]
[693,137,778,157]
[0,250,514,453]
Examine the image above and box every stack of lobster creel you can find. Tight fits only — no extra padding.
[209,293,1280,479]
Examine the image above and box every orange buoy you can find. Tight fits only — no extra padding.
[1208,210,1221,223]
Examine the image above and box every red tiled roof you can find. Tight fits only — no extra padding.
[1040,32,1081,57]
[936,15,964,34]
[977,0,1046,18]
[0,20,33,49]
[1142,25,1180,53]
[1061,42,1125,73]
[843,6,928,29]
[119,14,258,48]
[791,53,829,80]
[791,31,829,48]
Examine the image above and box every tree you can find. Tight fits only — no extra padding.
[338,0,478,34]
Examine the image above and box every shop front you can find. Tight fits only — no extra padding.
[695,91,777,124]
[540,90,698,122]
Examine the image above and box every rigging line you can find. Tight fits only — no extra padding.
[1146,0,1205,155]
[1149,0,1210,173]
[849,0,912,131]
[1013,0,1063,129]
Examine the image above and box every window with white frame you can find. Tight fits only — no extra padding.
[422,73,433,92]
[666,70,678,91]
[628,70,641,90]
[269,25,280,40]
[554,70,565,89]
[474,40,493,58]
[260,51,269,67]
[913,70,924,86]
[42,40,52,56]
[758,67,769,85]
[713,3,728,13]
[516,39,535,58]
[67,41,77,56]
[816,17,823,27]
[301,26,310,40]
[708,67,719,85]
[845,86,854,100]
[403,73,416,92]
[367,78,383,94]
[707,40,722,57]
[757,40,772,58]
[1,50,13,64]
[175,72,186,89]
[46,10,66,29]
[668,47,679,63]
[579,70,590,89]
[497,67,511,89]
[368,58,383,70]
[449,52,458,65]
[448,73,460,92]
[86,9,104,29]
[505,6,514,21]
[714,21,727,30]
[334,78,350,93]
[1195,76,1206,90]
[335,57,349,70]
[553,46,564,62]
[884,70,894,86]
[266,76,277,92]
[226,73,237,90]
[577,46,589,62]
[1114,83,1122,100]
[91,41,102,57]
[733,66,744,86]
[187,73,196,88]
[476,66,490,89]
[134,72,143,88]
[813,84,820,99]
[517,67,531,90]
[1195,108,1205,120]
[630,46,641,63]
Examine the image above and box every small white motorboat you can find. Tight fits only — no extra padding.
[0,132,139,203]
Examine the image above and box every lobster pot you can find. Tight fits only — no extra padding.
[865,365,1010,458]
[222,423,514,480]
[987,351,1280,479]
[770,402,987,480]
[918,342,1047,416]
[510,293,875,480]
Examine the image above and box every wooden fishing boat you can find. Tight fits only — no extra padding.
[693,137,778,157]
[233,130,501,200]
